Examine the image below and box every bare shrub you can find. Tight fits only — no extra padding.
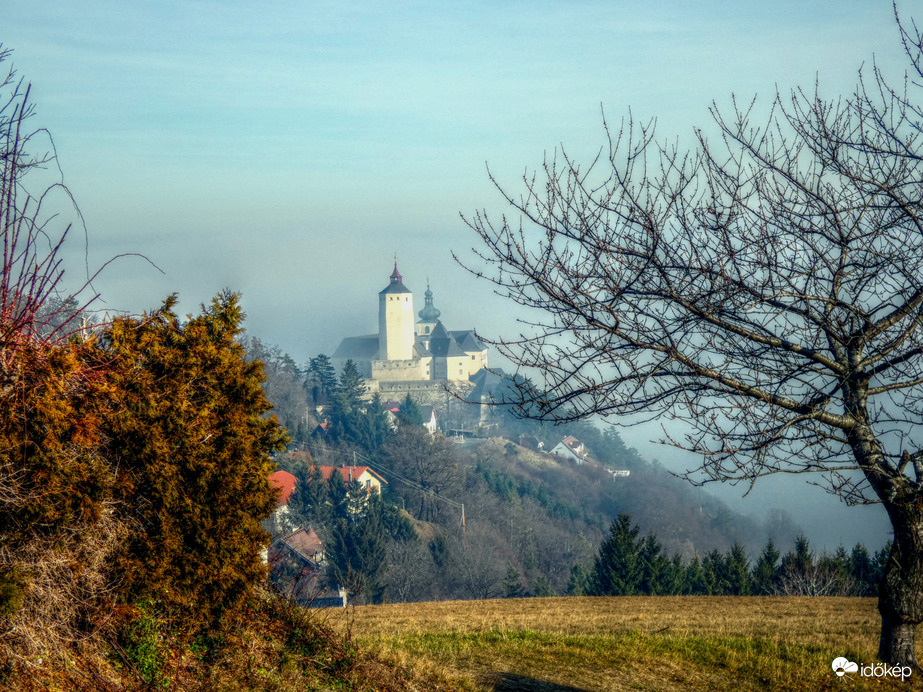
[0,503,128,663]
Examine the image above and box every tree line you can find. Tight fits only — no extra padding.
[580,515,888,598]
[269,364,812,604]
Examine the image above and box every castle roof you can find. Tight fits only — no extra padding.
[332,334,379,360]
[380,261,412,295]
[426,320,466,357]
[469,367,510,401]
[450,329,486,352]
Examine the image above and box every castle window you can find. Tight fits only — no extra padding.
[425,326,430,334]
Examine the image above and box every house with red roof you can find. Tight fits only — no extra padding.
[264,469,298,534]
[316,465,387,493]
[269,469,297,506]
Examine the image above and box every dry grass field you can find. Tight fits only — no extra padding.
[329,596,919,691]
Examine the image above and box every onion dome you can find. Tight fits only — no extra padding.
[418,282,441,322]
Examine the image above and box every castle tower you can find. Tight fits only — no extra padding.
[378,262,415,361]
[416,281,441,337]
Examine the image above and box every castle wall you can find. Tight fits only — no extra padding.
[374,380,478,422]
[465,348,489,377]
[434,354,469,381]
[371,356,430,382]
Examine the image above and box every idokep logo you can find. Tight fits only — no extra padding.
[831,657,858,676]
[832,656,912,681]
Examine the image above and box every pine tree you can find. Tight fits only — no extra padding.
[850,543,876,597]
[751,538,781,595]
[288,464,330,528]
[327,490,388,604]
[638,534,668,595]
[724,542,752,595]
[780,534,814,590]
[337,359,366,411]
[702,550,727,595]
[591,514,641,595]
[566,564,593,596]
[502,564,526,598]
[683,556,710,595]
[397,394,424,427]
[327,467,349,521]
[306,353,338,405]
[532,575,556,598]
[660,554,686,596]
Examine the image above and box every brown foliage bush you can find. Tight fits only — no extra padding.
[0,341,120,662]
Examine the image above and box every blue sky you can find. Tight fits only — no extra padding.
[5,0,910,547]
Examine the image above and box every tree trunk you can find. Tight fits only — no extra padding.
[878,506,923,672]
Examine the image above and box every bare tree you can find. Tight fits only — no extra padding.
[461,6,923,670]
[384,426,461,521]
[0,47,95,354]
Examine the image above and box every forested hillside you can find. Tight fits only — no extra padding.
[258,342,820,604]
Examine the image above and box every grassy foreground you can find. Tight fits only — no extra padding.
[331,596,918,691]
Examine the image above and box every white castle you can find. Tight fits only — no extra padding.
[332,263,488,393]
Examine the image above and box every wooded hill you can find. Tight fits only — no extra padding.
[261,346,816,603]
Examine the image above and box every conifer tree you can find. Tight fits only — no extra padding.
[850,543,876,597]
[566,564,593,596]
[397,394,424,427]
[306,353,338,405]
[327,466,349,521]
[781,535,814,582]
[684,556,710,595]
[702,550,726,595]
[337,359,366,411]
[591,514,641,595]
[532,575,556,597]
[288,464,330,528]
[502,564,526,598]
[103,293,288,627]
[724,542,752,595]
[638,534,668,595]
[751,538,781,595]
[327,488,388,604]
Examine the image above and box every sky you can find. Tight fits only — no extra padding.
[4,0,912,549]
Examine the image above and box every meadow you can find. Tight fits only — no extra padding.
[330,596,917,691]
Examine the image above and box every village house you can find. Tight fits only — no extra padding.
[265,469,298,534]
[551,436,592,464]
[550,436,631,478]
[268,528,347,608]
[383,400,439,434]
[317,465,387,493]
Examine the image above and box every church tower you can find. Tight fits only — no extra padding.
[416,281,441,338]
[378,262,415,361]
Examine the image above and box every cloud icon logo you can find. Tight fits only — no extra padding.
[832,657,859,676]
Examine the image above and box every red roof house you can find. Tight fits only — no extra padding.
[268,469,297,507]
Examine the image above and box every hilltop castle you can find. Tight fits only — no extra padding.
[332,263,488,400]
